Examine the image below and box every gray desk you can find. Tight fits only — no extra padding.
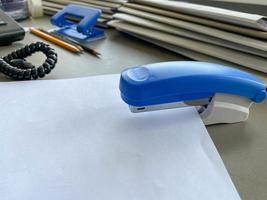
[1,17,266,200]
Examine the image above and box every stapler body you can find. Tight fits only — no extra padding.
[51,4,106,43]
[119,61,266,125]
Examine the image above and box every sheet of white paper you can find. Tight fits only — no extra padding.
[0,75,240,200]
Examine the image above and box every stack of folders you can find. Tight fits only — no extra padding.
[108,0,267,73]
[42,0,127,27]
[182,0,267,16]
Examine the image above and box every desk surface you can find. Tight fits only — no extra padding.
[1,17,266,200]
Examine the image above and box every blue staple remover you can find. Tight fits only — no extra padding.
[120,61,267,125]
[51,4,106,42]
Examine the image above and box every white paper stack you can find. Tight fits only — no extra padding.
[41,0,127,27]
[108,0,267,73]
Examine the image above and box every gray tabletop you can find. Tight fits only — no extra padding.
[1,17,266,200]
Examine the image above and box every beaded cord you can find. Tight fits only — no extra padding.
[0,42,57,80]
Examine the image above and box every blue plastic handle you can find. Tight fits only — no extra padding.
[51,4,101,35]
[120,61,266,106]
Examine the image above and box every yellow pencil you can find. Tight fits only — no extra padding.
[30,27,81,54]
[38,28,84,52]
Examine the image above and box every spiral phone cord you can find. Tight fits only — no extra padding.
[0,42,57,80]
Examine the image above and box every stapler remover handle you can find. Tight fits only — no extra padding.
[120,61,266,125]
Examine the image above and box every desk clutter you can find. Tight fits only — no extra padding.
[37,0,267,73]
[0,4,104,79]
[108,0,267,73]
[30,5,104,57]
[1,2,267,200]
[42,0,127,27]
[1,0,267,78]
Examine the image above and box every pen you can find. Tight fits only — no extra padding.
[30,27,81,54]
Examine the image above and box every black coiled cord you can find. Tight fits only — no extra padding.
[0,42,57,80]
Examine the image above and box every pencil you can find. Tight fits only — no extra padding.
[38,28,84,52]
[79,43,101,58]
[30,27,81,54]
[50,31,101,58]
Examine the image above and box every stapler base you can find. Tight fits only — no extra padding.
[200,93,253,125]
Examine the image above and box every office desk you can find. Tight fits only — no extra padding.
[0,17,266,200]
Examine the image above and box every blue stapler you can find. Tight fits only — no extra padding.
[120,61,267,125]
[51,4,106,42]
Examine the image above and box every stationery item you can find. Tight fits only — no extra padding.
[77,44,100,57]
[118,7,267,53]
[111,3,267,74]
[0,9,25,45]
[64,0,124,9]
[38,28,84,52]
[49,31,101,57]
[183,0,267,16]
[42,1,113,20]
[0,42,57,80]
[0,74,241,200]
[108,20,267,73]
[126,31,254,73]
[41,0,124,27]
[43,5,110,28]
[51,4,106,43]
[130,0,267,31]
[113,13,267,58]
[30,27,81,53]
[120,61,266,125]
[123,2,267,40]
[43,0,115,14]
